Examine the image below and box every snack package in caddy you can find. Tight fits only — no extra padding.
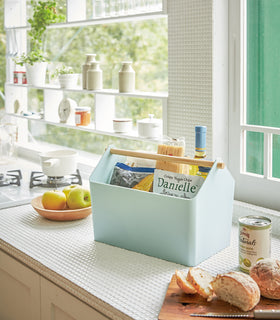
[153,169,204,199]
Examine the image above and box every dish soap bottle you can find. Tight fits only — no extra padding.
[189,126,207,176]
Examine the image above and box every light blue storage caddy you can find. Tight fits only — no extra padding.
[90,146,235,266]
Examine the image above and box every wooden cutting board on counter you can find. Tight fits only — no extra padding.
[158,274,280,320]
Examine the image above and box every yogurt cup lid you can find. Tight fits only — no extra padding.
[75,106,91,112]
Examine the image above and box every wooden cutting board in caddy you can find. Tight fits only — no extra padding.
[158,274,280,320]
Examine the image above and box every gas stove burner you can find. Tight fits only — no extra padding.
[0,169,22,187]
[29,169,82,188]
[47,176,66,185]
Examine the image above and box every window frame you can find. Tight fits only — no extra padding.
[228,0,280,211]
[4,0,279,211]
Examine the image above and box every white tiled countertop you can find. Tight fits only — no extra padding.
[0,201,280,319]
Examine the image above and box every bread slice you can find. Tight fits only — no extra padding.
[211,271,260,311]
[175,270,197,294]
[250,258,280,299]
[187,267,214,300]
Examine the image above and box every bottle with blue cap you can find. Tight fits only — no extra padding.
[196,166,210,179]
[189,125,207,176]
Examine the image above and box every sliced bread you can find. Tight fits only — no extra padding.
[175,270,197,294]
[187,267,214,300]
[211,271,260,311]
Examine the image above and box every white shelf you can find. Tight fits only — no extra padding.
[7,112,161,143]
[6,83,168,100]
[5,0,167,144]
[5,11,166,31]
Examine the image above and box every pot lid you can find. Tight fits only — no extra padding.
[137,114,161,124]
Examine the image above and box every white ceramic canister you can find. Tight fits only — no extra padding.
[87,61,103,90]
[82,54,96,89]
[113,118,133,133]
[137,114,162,138]
[119,61,135,92]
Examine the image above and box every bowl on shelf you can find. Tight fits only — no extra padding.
[31,195,92,221]
[113,118,133,133]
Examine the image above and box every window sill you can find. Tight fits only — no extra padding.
[233,200,280,235]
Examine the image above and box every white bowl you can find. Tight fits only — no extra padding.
[113,118,133,133]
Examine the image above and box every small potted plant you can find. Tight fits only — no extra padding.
[14,0,65,86]
[52,65,79,89]
[15,49,48,87]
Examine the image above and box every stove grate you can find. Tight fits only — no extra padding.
[30,169,82,188]
[0,170,22,187]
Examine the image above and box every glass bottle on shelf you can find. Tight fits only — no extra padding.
[94,0,105,17]
[118,0,125,15]
[189,125,207,176]
[82,54,96,89]
[104,0,110,16]
[127,0,136,14]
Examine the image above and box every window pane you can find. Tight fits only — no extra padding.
[273,134,280,179]
[247,0,280,128]
[246,131,263,175]
[29,122,158,154]
[28,18,167,153]
[246,0,280,178]
[43,19,168,92]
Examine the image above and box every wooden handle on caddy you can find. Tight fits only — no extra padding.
[109,148,225,169]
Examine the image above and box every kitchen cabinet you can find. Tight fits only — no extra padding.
[4,0,168,143]
[41,277,109,320]
[0,251,109,320]
[0,250,41,320]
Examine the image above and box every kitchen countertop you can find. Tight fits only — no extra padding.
[1,201,280,319]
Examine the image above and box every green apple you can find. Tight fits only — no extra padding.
[66,187,91,209]
[62,184,81,199]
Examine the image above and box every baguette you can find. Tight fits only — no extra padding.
[187,267,214,300]
[175,270,197,294]
[211,271,260,311]
[250,258,280,299]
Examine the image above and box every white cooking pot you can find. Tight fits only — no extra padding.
[137,114,162,138]
[39,150,78,177]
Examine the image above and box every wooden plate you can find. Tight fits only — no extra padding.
[31,195,92,221]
